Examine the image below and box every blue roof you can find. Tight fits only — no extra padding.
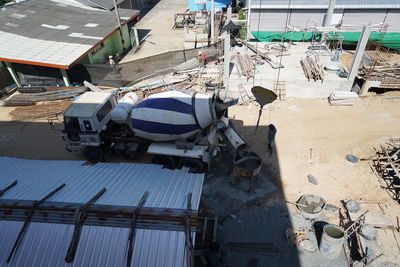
[188,0,232,12]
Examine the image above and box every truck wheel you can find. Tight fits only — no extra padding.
[178,158,205,173]
[152,155,177,169]
[84,147,106,163]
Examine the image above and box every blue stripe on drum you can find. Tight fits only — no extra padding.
[132,98,192,115]
[132,119,199,135]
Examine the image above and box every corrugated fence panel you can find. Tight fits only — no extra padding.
[385,10,400,32]
[250,10,288,32]
[342,10,387,30]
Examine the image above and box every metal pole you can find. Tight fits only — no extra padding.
[324,0,336,26]
[210,0,215,44]
[60,68,71,87]
[227,5,232,21]
[223,33,230,90]
[4,61,22,88]
[113,0,122,29]
[347,24,371,89]
[246,0,252,41]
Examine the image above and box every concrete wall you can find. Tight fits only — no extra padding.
[119,43,222,82]
[83,42,223,87]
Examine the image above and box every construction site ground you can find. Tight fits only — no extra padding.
[1,92,400,266]
[229,42,351,99]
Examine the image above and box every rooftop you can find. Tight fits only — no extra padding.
[0,157,204,267]
[0,0,140,69]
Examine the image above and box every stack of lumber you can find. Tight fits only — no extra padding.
[235,37,284,69]
[300,55,324,82]
[232,54,254,79]
[328,91,358,106]
[4,87,87,106]
[359,63,400,81]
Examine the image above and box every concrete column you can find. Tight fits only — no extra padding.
[323,0,336,26]
[60,68,71,87]
[227,5,232,21]
[210,0,215,43]
[133,27,139,48]
[347,25,371,89]
[246,0,252,40]
[223,33,230,90]
[4,61,22,88]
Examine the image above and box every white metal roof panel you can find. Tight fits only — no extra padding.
[0,157,204,267]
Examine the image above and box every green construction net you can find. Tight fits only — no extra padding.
[252,31,400,50]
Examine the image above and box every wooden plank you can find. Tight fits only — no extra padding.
[6,184,66,263]
[65,188,107,263]
[0,180,17,197]
[126,191,149,267]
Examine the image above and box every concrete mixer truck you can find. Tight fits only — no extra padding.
[60,89,248,172]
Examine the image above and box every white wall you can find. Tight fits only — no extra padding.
[250,8,400,33]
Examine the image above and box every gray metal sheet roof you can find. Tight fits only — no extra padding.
[251,0,400,9]
[0,157,203,267]
[0,0,140,68]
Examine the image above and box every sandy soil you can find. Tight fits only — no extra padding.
[227,93,400,264]
[0,92,399,265]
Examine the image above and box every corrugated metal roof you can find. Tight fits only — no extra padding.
[0,0,140,68]
[250,0,400,9]
[0,157,203,267]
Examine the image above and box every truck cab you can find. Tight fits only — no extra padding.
[62,92,116,153]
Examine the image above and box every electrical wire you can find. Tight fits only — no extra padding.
[252,0,263,87]
[275,0,292,89]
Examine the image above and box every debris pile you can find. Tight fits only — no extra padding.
[4,87,87,106]
[300,55,324,82]
[359,64,400,81]
[232,53,254,80]
[328,91,358,106]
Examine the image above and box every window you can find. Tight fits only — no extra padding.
[64,117,80,131]
[96,100,112,122]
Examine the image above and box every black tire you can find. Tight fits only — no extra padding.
[152,155,177,169]
[84,146,106,163]
[178,158,205,173]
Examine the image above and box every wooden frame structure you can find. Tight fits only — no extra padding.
[371,143,400,203]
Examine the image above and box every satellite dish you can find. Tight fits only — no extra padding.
[251,86,277,107]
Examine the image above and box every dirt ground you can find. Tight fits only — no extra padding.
[0,92,400,265]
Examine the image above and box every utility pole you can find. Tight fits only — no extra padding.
[113,0,125,53]
[323,0,336,26]
[113,0,122,30]
[348,24,371,89]
[246,0,252,41]
[210,0,215,44]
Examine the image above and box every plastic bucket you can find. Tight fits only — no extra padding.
[319,224,345,259]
